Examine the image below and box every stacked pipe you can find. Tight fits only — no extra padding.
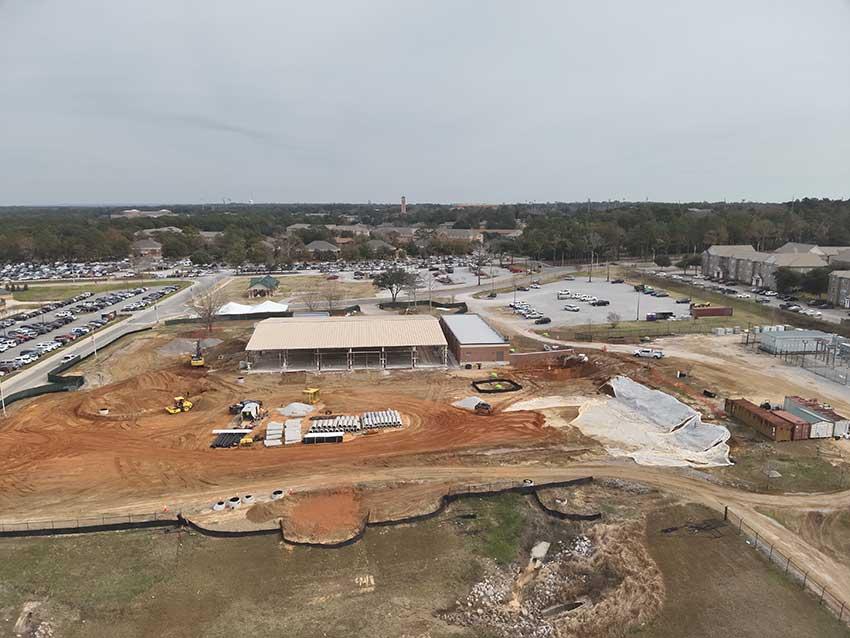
[361,409,403,429]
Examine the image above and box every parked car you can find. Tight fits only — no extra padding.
[675,297,691,304]
[534,317,551,325]
[590,299,610,306]
[563,305,581,312]
[610,279,624,284]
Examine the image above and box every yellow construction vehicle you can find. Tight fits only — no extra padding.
[165,396,193,414]
[190,340,205,367]
[239,434,254,448]
[303,387,320,405]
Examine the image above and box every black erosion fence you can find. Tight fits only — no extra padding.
[724,506,849,624]
[0,478,598,545]
[2,325,154,408]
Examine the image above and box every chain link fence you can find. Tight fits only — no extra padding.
[725,507,849,624]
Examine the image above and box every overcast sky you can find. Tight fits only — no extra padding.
[1,1,849,205]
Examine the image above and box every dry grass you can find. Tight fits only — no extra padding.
[219,275,376,305]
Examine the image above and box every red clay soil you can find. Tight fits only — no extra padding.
[0,364,565,518]
[244,482,455,543]
[250,488,367,544]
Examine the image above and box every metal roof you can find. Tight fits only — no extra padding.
[705,244,758,257]
[441,314,506,345]
[246,315,447,351]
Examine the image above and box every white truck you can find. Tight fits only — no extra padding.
[633,348,664,359]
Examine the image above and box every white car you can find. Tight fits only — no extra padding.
[529,283,541,289]
[563,304,581,312]
[764,290,778,297]
[634,348,664,359]
[735,293,751,299]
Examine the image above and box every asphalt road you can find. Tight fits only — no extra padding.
[0,272,227,401]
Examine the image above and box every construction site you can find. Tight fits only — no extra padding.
[2,311,850,638]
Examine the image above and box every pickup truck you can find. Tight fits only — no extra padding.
[633,348,664,359]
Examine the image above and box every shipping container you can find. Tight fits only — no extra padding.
[725,398,794,442]
[692,306,733,318]
[791,422,810,441]
[810,421,835,439]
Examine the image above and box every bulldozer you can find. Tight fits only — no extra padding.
[165,396,193,414]
[190,340,205,367]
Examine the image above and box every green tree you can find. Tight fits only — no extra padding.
[800,267,832,297]
[654,254,672,268]
[774,268,802,293]
[373,267,417,302]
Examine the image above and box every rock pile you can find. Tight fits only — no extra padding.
[441,537,596,638]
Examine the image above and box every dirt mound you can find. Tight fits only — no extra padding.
[250,488,368,544]
[75,368,210,420]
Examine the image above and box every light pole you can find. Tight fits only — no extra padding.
[636,287,642,321]
[92,333,98,361]
[0,378,6,417]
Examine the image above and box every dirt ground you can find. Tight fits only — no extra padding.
[0,331,623,522]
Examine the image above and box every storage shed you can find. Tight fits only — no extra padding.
[440,314,511,365]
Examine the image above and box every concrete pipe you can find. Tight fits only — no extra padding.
[271,489,284,501]
[99,408,110,416]
[242,494,255,505]
[227,496,242,509]
[212,501,226,511]
[236,376,245,385]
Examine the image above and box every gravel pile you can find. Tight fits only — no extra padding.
[278,402,313,417]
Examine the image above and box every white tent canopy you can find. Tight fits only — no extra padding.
[217,301,289,316]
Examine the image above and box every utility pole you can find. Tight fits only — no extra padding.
[636,286,642,321]
[0,378,6,418]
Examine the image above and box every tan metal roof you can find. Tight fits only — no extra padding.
[705,244,758,257]
[246,315,448,351]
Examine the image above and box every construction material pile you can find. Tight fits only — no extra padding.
[307,410,403,435]
[264,422,283,447]
[573,375,731,467]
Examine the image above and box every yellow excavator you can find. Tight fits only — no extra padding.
[166,396,193,414]
[190,340,205,367]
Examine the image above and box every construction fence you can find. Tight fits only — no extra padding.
[0,512,178,537]
[724,507,849,624]
[741,336,850,387]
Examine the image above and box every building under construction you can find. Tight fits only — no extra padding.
[245,315,449,372]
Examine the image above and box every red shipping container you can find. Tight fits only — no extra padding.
[691,306,733,318]
[792,422,811,441]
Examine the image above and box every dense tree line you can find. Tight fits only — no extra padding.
[0,198,847,266]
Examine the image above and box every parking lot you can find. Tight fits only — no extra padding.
[474,276,691,328]
[641,270,849,325]
[0,284,179,374]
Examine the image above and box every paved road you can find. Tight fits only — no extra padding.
[0,272,227,402]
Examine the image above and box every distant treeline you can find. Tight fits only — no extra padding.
[0,198,846,265]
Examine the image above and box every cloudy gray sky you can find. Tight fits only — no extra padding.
[1,0,849,205]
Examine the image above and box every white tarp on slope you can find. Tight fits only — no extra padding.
[217,301,289,315]
[573,375,731,467]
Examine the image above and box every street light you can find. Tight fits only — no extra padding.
[0,378,6,418]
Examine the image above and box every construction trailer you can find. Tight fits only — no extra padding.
[782,396,850,438]
[245,315,448,372]
[758,329,836,355]
[724,398,801,442]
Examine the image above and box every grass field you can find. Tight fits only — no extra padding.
[0,494,845,637]
[712,423,850,493]
[636,503,850,638]
[8,280,188,302]
[219,275,376,305]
